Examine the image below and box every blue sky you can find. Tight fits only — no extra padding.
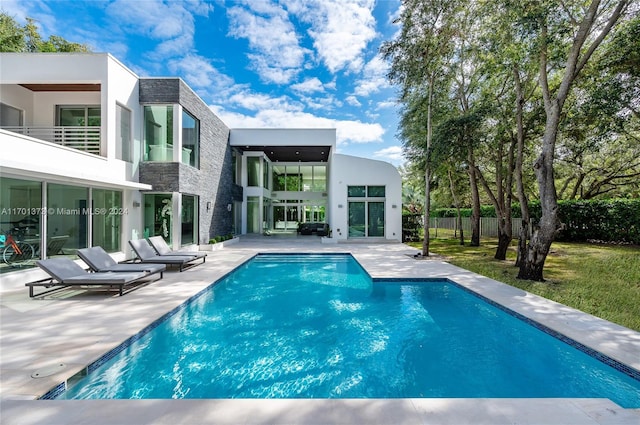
[3,0,405,166]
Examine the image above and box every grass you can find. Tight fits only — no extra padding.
[408,230,640,332]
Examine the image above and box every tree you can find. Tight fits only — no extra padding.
[383,0,634,280]
[515,0,631,281]
[0,12,24,51]
[381,0,462,256]
[556,16,640,200]
[0,13,89,52]
[475,1,545,263]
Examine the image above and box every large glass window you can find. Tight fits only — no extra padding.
[57,106,101,127]
[56,106,101,153]
[181,195,198,245]
[263,160,270,190]
[182,109,199,168]
[0,177,42,273]
[286,165,301,191]
[368,202,385,237]
[47,183,89,256]
[300,166,313,191]
[116,104,132,162]
[272,164,326,192]
[232,151,242,185]
[92,189,122,252]
[0,179,125,269]
[273,203,285,230]
[348,186,366,197]
[302,203,325,223]
[273,165,286,191]
[232,201,242,235]
[144,105,173,161]
[368,186,386,197]
[312,166,326,192]
[348,202,366,237]
[348,186,386,238]
[1,102,23,127]
[247,157,260,187]
[247,196,260,233]
[143,194,173,243]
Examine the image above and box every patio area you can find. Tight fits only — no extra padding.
[1,236,638,424]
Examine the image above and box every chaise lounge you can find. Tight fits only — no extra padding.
[28,258,160,298]
[129,239,205,272]
[298,222,329,236]
[77,246,166,277]
[147,236,207,260]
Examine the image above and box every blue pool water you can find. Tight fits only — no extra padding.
[57,254,640,407]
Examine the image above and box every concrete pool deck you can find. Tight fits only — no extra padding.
[1,236,639,424]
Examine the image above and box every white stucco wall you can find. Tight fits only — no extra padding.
[0,53,148,274]
[230,128,336,149]
[329,154,402,241]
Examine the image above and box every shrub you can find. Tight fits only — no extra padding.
[433,199,639,244]
[208,234,236,244]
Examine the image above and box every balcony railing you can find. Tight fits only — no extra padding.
[2,126,101,155]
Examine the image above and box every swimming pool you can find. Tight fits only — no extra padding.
[53,254,640,407]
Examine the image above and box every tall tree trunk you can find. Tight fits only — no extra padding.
[467,149,481,247]
[448,168,464,245]
[475,132,515,260]
[513,65,530,268]
[517,108,562,281]
[422,76,435,257]
[517,0,628,281]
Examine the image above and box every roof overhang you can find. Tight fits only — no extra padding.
[18,83,101,92]
[239,145,330,162]
[230,128,336,163]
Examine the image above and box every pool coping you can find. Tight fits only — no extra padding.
[1,239,639,424]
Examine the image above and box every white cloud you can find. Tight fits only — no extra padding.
[298,94,342,111]
[346,96,362,107]
[226,90,302,112]
[0,0,30,21]
[211,105,384,145]
[290,77,325,94]
[377,101,396,109]
[227,3,309,84]
[374,145,404,162]
[285,0,377,74]
[354,55,390,96]
[106,0,190,39]
[104,0,213,60]
[167,54,234,90]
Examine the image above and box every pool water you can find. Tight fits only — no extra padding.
[58,254,640,407]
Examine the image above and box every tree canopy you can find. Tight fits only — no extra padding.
[0,12,89,52]
[384,0,637,280]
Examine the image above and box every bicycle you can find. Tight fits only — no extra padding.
[1,228,36,267]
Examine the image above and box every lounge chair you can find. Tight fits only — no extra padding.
[27,258,159,298]
[47,235,69,256]
[129,239,205,272]
[77,246,166,277]
[147,236,207,260]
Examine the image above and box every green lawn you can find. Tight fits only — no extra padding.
[408,231,640,332]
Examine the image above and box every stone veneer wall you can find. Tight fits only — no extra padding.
[139,78,241,244]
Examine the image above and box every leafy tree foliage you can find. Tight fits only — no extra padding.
[383,0,635,281]
[0,12,89,52]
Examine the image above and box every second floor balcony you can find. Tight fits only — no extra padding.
[2,126,101,156]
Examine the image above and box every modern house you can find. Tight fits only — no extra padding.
[0,53,401,284]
